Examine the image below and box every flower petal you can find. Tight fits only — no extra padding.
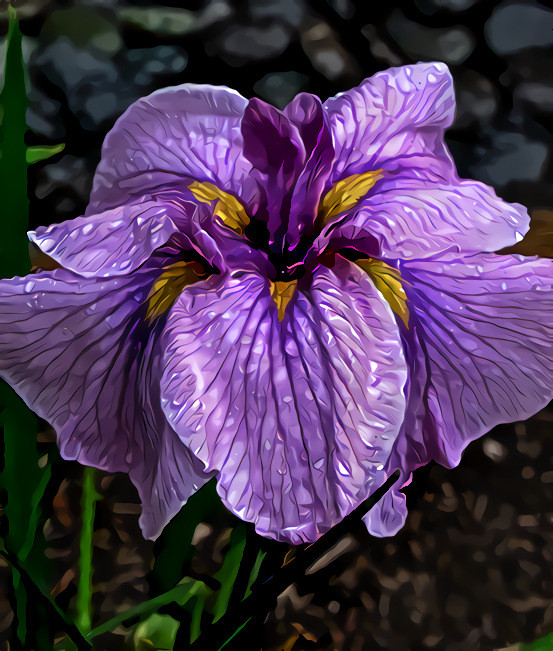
[326,174,530,260]
[160,258,407,543]
[241,94,334,247]
[29,197,224,278]
[397,253,553,472]
[0,257,211,540]
[324,62,456,181]
[87,84,254,214]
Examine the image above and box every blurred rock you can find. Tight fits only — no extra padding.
[414,0,480,13]
[301,19,361,82]
[386,9,475,64]
[126,46,188,86]
[213,23,291,64]
[485,2,553,55]
[254,71,309,108]
[41,6,123,56]
[514,83,553,116]
[471,129,548,187]
[1,0,51,19]
[26,90,65,139]
[453,70,498,129]
[118,1,232,36]
[362,25,403,67]
[250,0,305,29]
[34,29,187,131]
[327,0,355,20]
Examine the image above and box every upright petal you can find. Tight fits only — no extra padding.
[87,84,255,214]
[0,256,211,540]
[324,62,456,181]
[160,259,407,543]
[397,253,553,472]
[241,94,334,248]
[324,173,530,260]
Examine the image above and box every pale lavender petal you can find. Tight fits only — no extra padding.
[363,484,408,537]
[87,84,256,214]
[397,253,553,473]
[0,257,211,540]
[160,258,407,543]
[324,62,456,181]
[29,197,224,278]
[325,174,530,260]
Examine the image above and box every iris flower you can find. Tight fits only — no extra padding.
[1,62,552,545]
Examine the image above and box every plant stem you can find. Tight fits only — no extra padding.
[75,467,100,634]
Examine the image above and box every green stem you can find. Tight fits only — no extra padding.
[75,467,100,633]
[88,578,210,640]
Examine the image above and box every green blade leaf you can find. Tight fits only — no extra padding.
[88,577,210,640]
[132,613,180,651]
[242,550,267,601]
[150,479,224,592]
[211,526,247,623]
[521,633,553,650]
[26,143,65,164]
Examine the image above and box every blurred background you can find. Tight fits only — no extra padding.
[1,0,553,649]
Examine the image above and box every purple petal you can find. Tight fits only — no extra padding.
[160,258,407,543]
[87,84,255,214]
[286,94,335,246]
[397,253,553,473]
[241,94,334,247]
[0,257,211,540]
[29,197,224,278]
[324,62,456,181]
[325,174,530,260]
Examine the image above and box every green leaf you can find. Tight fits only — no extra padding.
[189,591,207,643]
[88,577,210,641]
[132,613,180,651]
[26,143,65,164]
[243,549,267,600]
[521,632,553,650]
[151,479,224,592]
[211,526,247,623]
[218,617,253,650]
[0,6,30,277]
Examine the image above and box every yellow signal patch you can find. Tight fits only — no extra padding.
[189,181,250,235]
[317,169,382,226]
[270,279,298,322]
[356,258,410,328]
[145,260,205,323]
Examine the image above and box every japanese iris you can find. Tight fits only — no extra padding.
[1,62,552,545]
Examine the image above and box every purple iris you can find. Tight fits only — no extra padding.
[1,62,552,545]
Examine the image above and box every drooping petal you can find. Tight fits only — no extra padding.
[324,173,530,260]
[87,84,255,214]
[324,62,456,182]
[397,253,553,471]
[29,196,224,278]
[160,258,407,544]
[0,257,212,540]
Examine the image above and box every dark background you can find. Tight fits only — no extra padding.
[2,0,553,648]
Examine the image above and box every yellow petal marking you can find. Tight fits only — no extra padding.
[270,280,298,322]
[318,169,383,226]
[356,258,410,328]
[145,260,205,323]
[189,181,250,235]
